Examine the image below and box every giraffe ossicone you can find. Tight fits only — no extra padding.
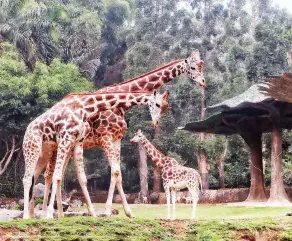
[131,130,202,220]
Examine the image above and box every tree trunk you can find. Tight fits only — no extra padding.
[138,142,149,203]
[153,126,161,193]
[196,87,209,190]
[267,127,290,204]
[216,139,228,189]
[153,166,161,193]
[197,151,209,190]
[0,135,20,176]
[242,132,267,202]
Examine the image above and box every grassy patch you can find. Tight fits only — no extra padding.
[1,204,292,240]
[89,203,292,220]
[0,217,173,241]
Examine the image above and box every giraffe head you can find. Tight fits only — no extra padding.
[130,129,145,143]
[184,49,205,87]
[147,90,169,128]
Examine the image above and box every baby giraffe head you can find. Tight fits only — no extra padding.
[130,129,145,143]
[147,90,169,128]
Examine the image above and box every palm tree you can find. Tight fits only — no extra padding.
[0,0,57,71]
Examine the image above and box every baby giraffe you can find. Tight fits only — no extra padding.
[130,130,202,220]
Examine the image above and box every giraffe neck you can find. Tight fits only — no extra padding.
[69,92,153,118]
[98,60,185,92]
[140,136,165,168]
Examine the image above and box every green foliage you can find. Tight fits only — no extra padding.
[0,43,92,135]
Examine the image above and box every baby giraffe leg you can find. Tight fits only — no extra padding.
[165,187,171,219]
[171,188,176,220]
[190,189,199,220]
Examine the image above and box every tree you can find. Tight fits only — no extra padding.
[0,43,92,189]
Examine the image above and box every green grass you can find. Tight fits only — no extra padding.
[1,204,292,240]
[91,203,292,220]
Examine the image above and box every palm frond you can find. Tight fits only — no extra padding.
[259,73,292,103]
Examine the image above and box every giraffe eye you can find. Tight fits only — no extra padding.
[190,67,196,70]
[156,104,161,108]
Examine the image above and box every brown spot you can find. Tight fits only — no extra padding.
[39,123,44,132]
[146,83,154,90]
[139,79,147,89]
[54,115,62,123]
[95,96,102,102]
[131,83,140,91]
[67,118,79,129]
[106,95,115,100]
[171,68,177,77]
[98,103,107,110]
[109,100,117,106]
[85,107,95,112]
[136,97,143,103]
[119,95,126,100]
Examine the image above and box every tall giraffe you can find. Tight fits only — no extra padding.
[25,49,205,219]
[98,49,205,93]
[22,90,169,219]
[131,130,202,220]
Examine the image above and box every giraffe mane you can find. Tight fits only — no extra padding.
[106,59,183,87]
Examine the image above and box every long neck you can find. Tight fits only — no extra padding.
[98,60,185,92]
[139,136,165,168]
[75,92,151,114]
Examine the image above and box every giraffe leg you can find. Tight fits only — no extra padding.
[165,186,171,219]
[22,137,42,219]
[104,160,119,216]
[28,159,48,218]
[190,189,199,220]
[42,151,56,217]
[171,188,177,220]
[115,169,133,217]
[112,141,133,218]
[73,142,96,216]
[103,141,133,218]
[45,140,73,219]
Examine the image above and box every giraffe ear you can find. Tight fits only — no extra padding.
[191,49,201,62]
[162,90,169,100]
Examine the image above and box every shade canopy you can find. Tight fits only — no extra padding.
[179,81,292,135]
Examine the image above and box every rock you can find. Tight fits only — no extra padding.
[53,201,70,212]
[34,183,45,198]
[0,209,22,221]
[95,208,119,216]
[70,199,83,208]
[150,192,159,202]
[64,211,88,217]
[18,199,24,208]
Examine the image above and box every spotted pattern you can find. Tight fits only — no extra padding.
[131,130,202,220]
[22,91,169,219]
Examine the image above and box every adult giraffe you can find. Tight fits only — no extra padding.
[23,90,169,219]
[24,49,205,219]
